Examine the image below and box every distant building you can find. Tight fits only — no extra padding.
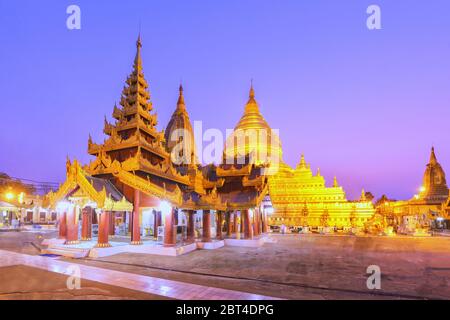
[386,147,449,232]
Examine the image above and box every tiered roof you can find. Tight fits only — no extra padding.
[86,35,189,185]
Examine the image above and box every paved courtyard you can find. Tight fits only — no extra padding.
[1,231,450,299]
[69,234,450,299]
[0,265,166,300]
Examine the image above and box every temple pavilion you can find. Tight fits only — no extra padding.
[44,36,270,248]
[44,35,376,249]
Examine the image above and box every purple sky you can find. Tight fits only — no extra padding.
[1,0,449,200]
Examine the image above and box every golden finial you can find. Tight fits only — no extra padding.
[136,32,142,49]
[249,79,255,100]
[361,188,366,201]
[333,176,339,187]
[134,33,143,70]
[316,167,321,176]
[176,83,186,111]
[299,154,306,167]
[429,146,437,165]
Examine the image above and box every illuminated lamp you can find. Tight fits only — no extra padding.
[5,192,14,201]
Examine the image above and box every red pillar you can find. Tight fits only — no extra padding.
[58,211,67,239]
[226,212,232,237]
[233,212,238,235]
[202,210,211,242]
[240,212,245,235]
[65,206,79,244]
[153,210,158,239]
[254,208,260,236]
[243,209,253,239]
[81,207,92,241]
[131,189,142,245]
[128,211,132,233]
[155,211,162,239]
[187,210,196,242]
[174,209,179,226]
[216,211,224,240]
[97,211,111,247]
[109,211,115,236]
[164,208,176,247]
[262,210,268,233]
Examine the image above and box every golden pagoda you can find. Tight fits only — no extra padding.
[223,84,282,166]
[223,84,375,229]
[268,154,375,228]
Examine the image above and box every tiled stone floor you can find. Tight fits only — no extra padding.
[0,249,279,300]
[70,234,450,300]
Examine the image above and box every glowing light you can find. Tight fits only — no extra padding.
[158,201,172,216]
[266,207,274,215]
[419,186,426,193]
[5,192,14,201]
[18,192,24,204]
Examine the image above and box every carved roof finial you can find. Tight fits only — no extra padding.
[333,176,339,188]
[134,33,143,71]
[177,83,186,111]
[360,188,366,201]
[249,79,255,102]
[430,146,437,165]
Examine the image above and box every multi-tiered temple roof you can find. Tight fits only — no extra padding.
[86,36,190,187]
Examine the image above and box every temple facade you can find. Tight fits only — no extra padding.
[44,36,270,248]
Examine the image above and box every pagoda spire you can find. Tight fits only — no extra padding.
[360,189,366,201]
[333,176,339,187]
[248,80,255,102]
[134,33,143,71]
[245,81,259,114]
[176,84,186,112]
[299,154,306,168]
[429,146,437,165]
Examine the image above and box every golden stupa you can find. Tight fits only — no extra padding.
[224,84,375,229]
[223,84,282,166]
